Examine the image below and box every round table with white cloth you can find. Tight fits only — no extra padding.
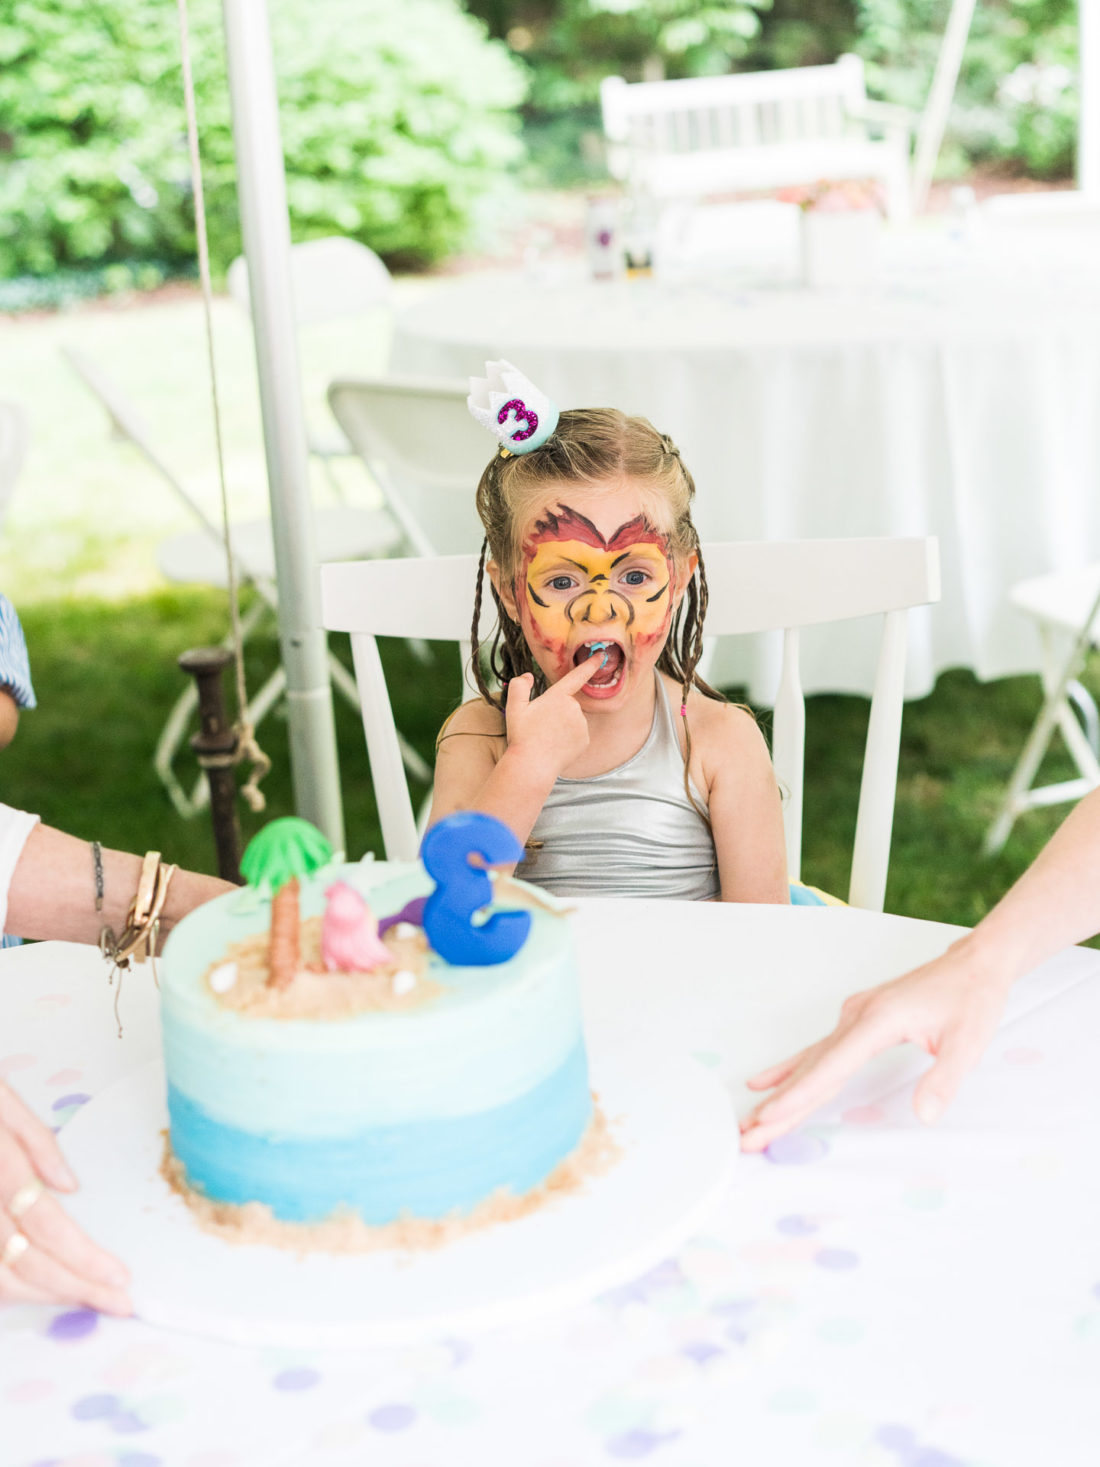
[3,892,1100,1465]
[391,221,1100,701]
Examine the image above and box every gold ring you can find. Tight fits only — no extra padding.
[1,1230,29,1268]
[8,1178,44,1220]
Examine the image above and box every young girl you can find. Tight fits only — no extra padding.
[430,363,789,904]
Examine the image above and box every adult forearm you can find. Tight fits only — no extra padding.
[954,786,1100,983]
[6,824,233,947]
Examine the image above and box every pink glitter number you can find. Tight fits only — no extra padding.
[498,398,539,443]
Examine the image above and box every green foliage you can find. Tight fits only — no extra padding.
[473,0,771,186]
[523,0,772,116]
[0,260,191,314]
[240,817,334,895]
[0,0,526,279]
[855,0,1078,178]
[465,0,1077,188]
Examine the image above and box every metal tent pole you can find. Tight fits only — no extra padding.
[219,0,345,850]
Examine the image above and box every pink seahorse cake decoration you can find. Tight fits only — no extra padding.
[321,881,392,974]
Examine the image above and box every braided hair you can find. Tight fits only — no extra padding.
[469,408,721,721]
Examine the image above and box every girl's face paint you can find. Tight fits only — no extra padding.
[499,487,688,707]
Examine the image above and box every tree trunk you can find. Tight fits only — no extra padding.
[267,877,300,989]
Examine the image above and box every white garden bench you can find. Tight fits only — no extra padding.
[600,55,914,222]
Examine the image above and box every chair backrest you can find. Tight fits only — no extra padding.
[321,535,940,911]
[0,400,29,533]
[327,374,489,556]
[601,56,867,174]
[227,236,392,328]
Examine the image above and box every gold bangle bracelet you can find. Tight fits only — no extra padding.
[99,854,176,971]
[130,851,161,928]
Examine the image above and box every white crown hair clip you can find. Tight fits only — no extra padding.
[467,360,560,457]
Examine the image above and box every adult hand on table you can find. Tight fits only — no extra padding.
[0,1080,131,1314]
[738,942,1015,1152]
[742,786,1100,1152]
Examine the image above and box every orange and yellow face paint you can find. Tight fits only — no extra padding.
[513,504,676,696]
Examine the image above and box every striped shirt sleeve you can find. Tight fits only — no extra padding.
[0,594,35,709]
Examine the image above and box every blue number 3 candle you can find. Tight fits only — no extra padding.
[420,812,532,966]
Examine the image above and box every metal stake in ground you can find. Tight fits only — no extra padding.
[180,648,243,885]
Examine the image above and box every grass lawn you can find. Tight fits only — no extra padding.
[5,584,1096,938]
[1,284,1096,941]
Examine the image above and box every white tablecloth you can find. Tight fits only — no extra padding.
[392,224,1100,701]
[3,897,1100,1466]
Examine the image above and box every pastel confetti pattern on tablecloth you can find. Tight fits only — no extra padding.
[4,935,1100,1466]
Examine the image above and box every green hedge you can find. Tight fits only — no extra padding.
[0,0,526,278]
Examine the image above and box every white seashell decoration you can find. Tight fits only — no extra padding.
[209,961,238,994]
[391,970,417,997]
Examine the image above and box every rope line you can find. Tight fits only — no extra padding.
[176,0,270,811]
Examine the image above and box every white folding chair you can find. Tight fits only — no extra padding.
[321,537,940,911]
[327,374,489,556]
[62,345,428,819]
[0,400,29,532]
[985,563,1100,855]
[227,237,394,489]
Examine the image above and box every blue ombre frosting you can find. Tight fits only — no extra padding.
[166,1042,589,1224]
[159,863,592,1225]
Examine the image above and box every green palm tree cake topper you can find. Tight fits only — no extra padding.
[240,817,334,990]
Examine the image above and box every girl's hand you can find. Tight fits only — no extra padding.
[738,942,1014,1152]
[503,654,602,782]
[0,1081,132,1314]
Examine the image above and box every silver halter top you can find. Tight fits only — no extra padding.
[519,676,720,901]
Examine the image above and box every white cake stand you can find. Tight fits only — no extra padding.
[62,1042,737,1348]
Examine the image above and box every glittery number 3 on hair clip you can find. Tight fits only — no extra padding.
[468,361,559,455]
[498,398,539,446]
[421,811,532,966]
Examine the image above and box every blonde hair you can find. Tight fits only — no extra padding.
[469,407,721,714]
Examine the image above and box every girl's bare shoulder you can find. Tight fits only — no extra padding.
[663,677,760,748]
[436,697,506,745]
[691,693,762,747]
[667,680,770,793]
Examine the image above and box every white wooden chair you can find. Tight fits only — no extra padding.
[321,536,940,911]
[985,563,1100,855]
[327,374,489,557]
[228,237,394,487]
[600,55,914,223]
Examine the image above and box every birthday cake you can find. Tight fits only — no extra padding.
[158,814,607,1248]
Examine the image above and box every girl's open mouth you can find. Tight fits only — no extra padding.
[574,640,625,692]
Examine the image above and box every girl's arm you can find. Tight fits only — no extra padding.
[740,784,1100,1148]
[430,658,601,848]
[701,704,790,904]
